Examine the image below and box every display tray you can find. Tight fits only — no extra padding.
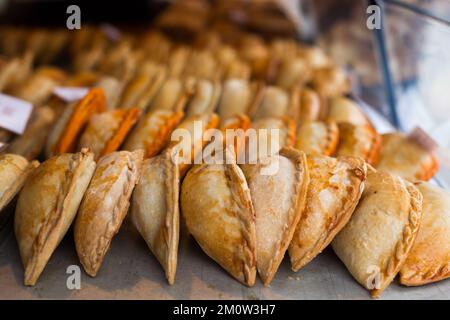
[0,216,449,300]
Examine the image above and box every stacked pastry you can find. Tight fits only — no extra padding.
[0,0,447,298]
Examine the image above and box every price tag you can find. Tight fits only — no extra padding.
[0,94,33,135]
[53,87,89,102]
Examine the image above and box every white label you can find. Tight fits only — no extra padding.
[53,87,89,102]
[0,142,7,152]
[0,94,33,135]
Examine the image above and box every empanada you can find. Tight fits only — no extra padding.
[250,117,295,157]
[332,169,423,297]
[336,122,381,165]
[289,155,366,271]
[241,148,310,285]
[376,132,439,181]
[295,120,339,156]
[149,78,187,112]
[185,79,221,117]
[181,150,257,286]
[74,150,143,277]
[217,79,260,120]
[328,97,372,128]
[131,150,180,284]
[0,154,38,214]
[275,57,311,90]
[46,88,106,158]
[7,106,55,160]
[400,182,450,286]
[123,110,184,158]
[15,149,96,285]
[299,88,321,123]
[310,65,350,98]
[95,76,124,110]
[78,108,141,159]
[252,86,296,120]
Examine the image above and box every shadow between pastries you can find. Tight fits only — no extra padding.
[241,148,310,286]
[74,150,143,277]
[131,149,180,284]
[15,149,96,286]
[288,154,367,272]
[180,149,257,286]
[332,168,423,297]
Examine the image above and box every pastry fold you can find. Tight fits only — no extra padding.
[15,149,96,285]
[295,120,339,156]
[241,148,310,285]
[131,150,180,284]
[332,169,423,297]
[74,150,143,277]
[289,155,367,272]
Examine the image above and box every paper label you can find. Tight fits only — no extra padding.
[0,94,33,135]
[53,87,89,102]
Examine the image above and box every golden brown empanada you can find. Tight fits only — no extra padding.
[78,108,141,159]
[250,117,296,157]
[310,65,350,98]
[131,150,180,284]
[252,86,295,120]
[241,148,309,285]
[15,149,96,285]
[289,155,366,272]
[0,154,38,214]
[275,57,311,90]
[328,97,372,128]
[217,79,260,120]
[295,120,339,156]
[336,122,381,165]
[95,76,124,110]
[46,88,106,158]
[332,169,423,297]
[376,132,439,181]
[7,106,55,160]
[74,150,143,277]
[149,78,187,112]
[123,110,184,158]
[168,113,220,176]
[185,79,222,117]
[0,51,33,92]
[181,150,257,286]
[299,88,321,123]
[400,182,450,286]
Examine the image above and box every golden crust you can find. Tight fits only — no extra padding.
[332,170,423,297]
[310,66,350,98]
[289,155,367,272]
[0,154,39,213]
[377,132,439,181]
[131,150,180,284]
[241,148,310,285]
[251,117,296,156]
[181,151,257,286]
[78,108,141,159]
[400,182,450,286]
[185,79,222,117]
[217,79,258,120]
[299,88,321,123]
[327,97,372,128]
[15,149,96,285]
[336,122,381,165]
[295,120,339,156]
[74,150,143,277]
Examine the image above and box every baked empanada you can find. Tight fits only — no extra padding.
[131,150,180,284]
[217,79,260,120]
[328,97,372,128]
[123,110,184,158]
[181,150,257,286]
[74,150,143,277]
[299,88,321,123]
[78,108,141,159]
[168,113,220,176]
[185,79,221,117]
[95,76,124,110]
[310,66,350,98]
[250,117,295,157]
[289,155,366,271]
[252,86,296,120]
[15,149,96,285]
[0,154,38,214]
[336,122,381,165]
[7,106,55,160]
[241,148,309,285]
[376,132,439,181]
[149,78,187,112]
[295,120,339,156]
[46,88,106,158]
[400,182,450,286]
[275,57,311,90]
[332,169,423,297]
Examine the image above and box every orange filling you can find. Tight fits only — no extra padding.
[54,88,106,154]
[145,111,184,158]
